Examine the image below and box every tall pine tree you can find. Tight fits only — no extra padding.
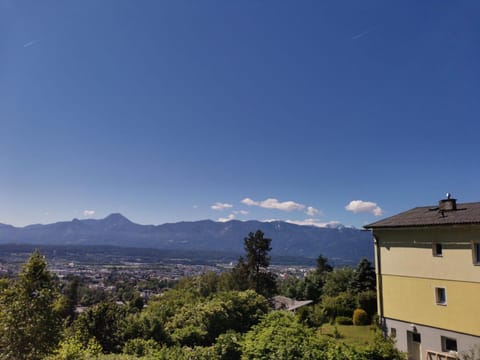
[0,251,62,360]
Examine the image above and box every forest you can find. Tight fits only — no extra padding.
[0,231,404,360]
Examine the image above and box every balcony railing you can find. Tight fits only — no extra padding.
[426,350,458,360]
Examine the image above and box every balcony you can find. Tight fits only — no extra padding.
[426,350,458,360]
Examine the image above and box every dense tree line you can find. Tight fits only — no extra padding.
[0,231,405,360]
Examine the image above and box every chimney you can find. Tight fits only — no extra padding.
[438,193,457,211]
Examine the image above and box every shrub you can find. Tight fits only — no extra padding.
[47,336,102,360]
[352,308,369,325]
[336,316,353,325]
[46,337,85,360]
[321,292,356,320]
[363,333,405,359]
[213,331,242,360]
[242,311,327,360]
[356,290,377,318]
[123,338,160,356]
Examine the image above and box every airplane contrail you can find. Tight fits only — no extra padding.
[352,27,376,40]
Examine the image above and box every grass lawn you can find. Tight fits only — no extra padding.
[319,324,379,347]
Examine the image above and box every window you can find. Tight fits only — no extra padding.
[390,328,396,338]
[435,287,447,305]
[433,243,443,256]
[441,336,458,352]
[412,332,421,343]
[473,243,480,265]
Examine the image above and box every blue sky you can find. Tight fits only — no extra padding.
[1,1,480,228]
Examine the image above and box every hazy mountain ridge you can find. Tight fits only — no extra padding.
[0,214,373,264]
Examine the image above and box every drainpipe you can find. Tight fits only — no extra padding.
[374,234,386,335]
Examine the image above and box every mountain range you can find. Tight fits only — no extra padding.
[0,214,374,265]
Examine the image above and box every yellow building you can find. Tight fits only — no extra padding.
[366,196,480,360]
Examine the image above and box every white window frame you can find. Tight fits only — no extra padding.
[435,287,447,305]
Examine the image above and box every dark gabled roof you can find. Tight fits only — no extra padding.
[365,202,480,229]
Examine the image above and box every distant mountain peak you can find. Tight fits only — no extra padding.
[103,213,132,224]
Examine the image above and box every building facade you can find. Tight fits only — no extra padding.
[366,196,480,360]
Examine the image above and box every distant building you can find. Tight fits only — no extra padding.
[366,195,480,360]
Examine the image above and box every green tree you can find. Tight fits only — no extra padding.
[350,258,376,293]
[241,311,327,359]
[323,267,355,297]
[278,255,333,302]
[315,255,333,275]
[244,230,271,274]
[227,258,250,292]
[214,331,242,360]
[301,272,324,301]
[165,290,268,346]
[276,276,303,299]
[0,251,62,360]
[57,277,80,325]
[321,292,357,320]
[231,231,277,298]
[356,290,377,319]
[73,300,127,353]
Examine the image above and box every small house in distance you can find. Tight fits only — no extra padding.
[365,195,480,360]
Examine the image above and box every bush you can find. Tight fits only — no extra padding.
[363,333,405,360]
[321,292,357,320]
[47,336,102,360]
[352,308,370,325]
[123,338,160,356]
[213,331,242,360]
[242,311,327,360]
[336,316,353,325]
[356,291,377,318]
[47,337,85,360]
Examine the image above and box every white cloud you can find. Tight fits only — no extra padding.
[192,205,199,209]
[261,218,341,228]
[306,206,320,216]
[285,219,342,228]
[345,200,383,216]
[241,197,305,212]
[233,210,249,215]
[23,40,37,48]
[83,210,95,217]
[211,202,233,211]
[218,214,235,222]
[241,198,257,206]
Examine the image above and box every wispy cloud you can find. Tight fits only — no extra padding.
[241,197,305,212]
[233,210,249,215]
[352,27,376,40]
[263,218,342,228]
[211,202,233,211]
[306,206,320,217]
[218,213,235,222]
[23,40,37,48]
[345,200,383,216]
[83,209,95,218]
